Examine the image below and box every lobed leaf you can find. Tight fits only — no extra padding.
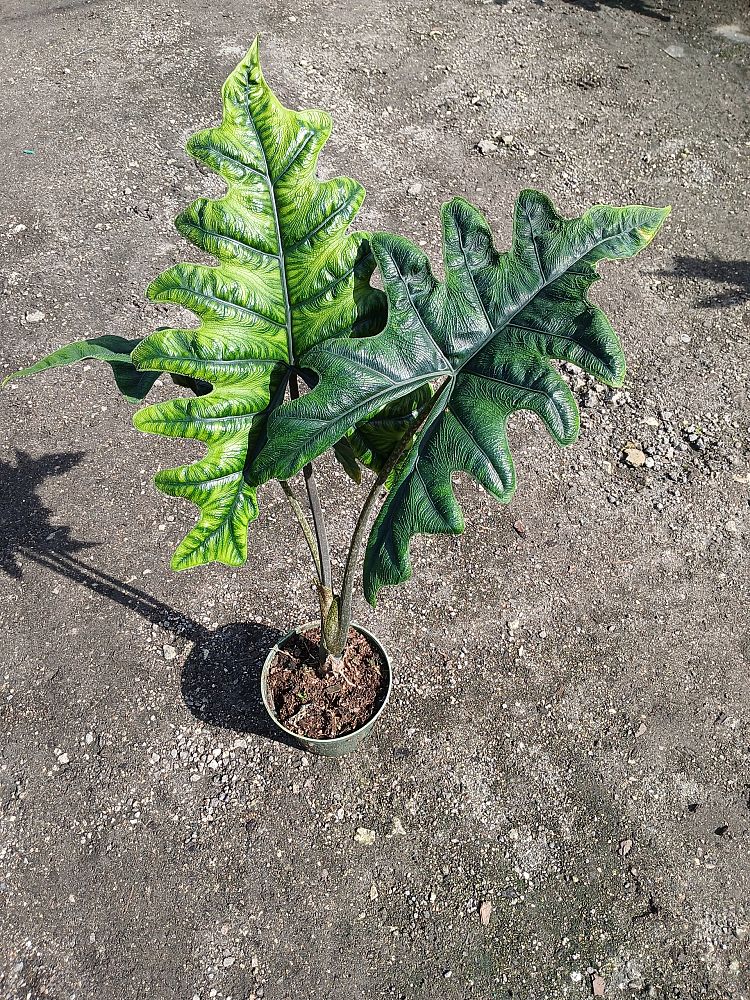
[131,37,387,569]
[250,190,670,603]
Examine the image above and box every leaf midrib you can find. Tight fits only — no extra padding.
[244,95,295,367]
[372,220,636,478]
[452,221,637,372]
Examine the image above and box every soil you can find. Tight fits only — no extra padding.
[268,627,386,739]
[1,1,749,998]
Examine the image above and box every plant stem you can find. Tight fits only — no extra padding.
[279,479,322,581]
[329,378,452,655]
[289,375,332,589]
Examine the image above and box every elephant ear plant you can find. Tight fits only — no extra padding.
[7,40,669,755]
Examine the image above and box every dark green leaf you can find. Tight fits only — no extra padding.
[4,335,159,404]
[250,190,669,603]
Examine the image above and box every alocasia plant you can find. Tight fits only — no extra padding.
[7,39,669,678]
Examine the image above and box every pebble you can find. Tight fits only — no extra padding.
[713,24,750,43]
[623,447,647,468]
[406,181,423,196]
[354,827,376,845]
[664,44,685,58]
[11,223,27,233]
[24,310,45,323]
[476,138,499,155]
[162,644,178,661]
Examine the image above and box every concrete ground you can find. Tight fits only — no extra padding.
[1,0,749,997]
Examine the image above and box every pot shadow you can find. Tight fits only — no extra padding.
[181,621,294,743]
[1,447,289,744]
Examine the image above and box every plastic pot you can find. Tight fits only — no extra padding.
[260,620,392,757]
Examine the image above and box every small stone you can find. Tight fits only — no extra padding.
[479,900,493,926]
[664,44,684,58]
[570,971,583,983]
[592,973,606,996]
[476,138,499,155]
[583,389,599,408]
[643,416,660,427]
[623,447,647,468]
[724,520,740,536]
[222,956,235,968]
[369,884,379,901]
[406,181,423,196]
[11,223,27,234]
[25,309,45,323]
[733,924,749,940]
[714,23,750,43]
[499,133,514,145]
[85,732,95,745]
[354,827,376,846]
[57,752,70,765]
[162,644,178,661]
[391,817,407,836]
[619,838,633,857]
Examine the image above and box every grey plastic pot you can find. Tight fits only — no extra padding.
[260,620,392,757]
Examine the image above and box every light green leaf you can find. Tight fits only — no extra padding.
[249,190,670,603]
[131,37,385,570]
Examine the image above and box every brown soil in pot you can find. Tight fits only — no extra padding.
[267,626,386,740]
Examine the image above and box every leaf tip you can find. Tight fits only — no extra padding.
[637,205,671,246]
[170,552,191,572]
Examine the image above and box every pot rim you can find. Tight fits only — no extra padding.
[260,619,392,746]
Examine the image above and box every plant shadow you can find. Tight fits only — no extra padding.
[1,448,288,744]
[663,255,750,308]
[561,0,673,19]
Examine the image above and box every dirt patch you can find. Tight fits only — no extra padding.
[268,626,386,739]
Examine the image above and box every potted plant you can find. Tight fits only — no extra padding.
[6,40,669,756]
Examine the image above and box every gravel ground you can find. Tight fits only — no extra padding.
[1,0,749,997]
